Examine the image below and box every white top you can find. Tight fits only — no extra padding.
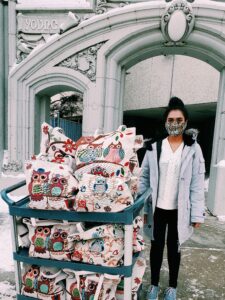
[156,138,184,210]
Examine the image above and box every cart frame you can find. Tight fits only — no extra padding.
[1,180,149,300]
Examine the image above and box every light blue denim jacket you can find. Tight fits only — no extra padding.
[138,135,205,245]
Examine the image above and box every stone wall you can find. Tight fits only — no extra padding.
[124,55,219,111]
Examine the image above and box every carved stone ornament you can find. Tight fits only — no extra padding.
[16,12,85,63]
[1,150,23,174]
[16,33,51,63]
[95,0,130,14]
[2,161,23,174]
[56,42,106,81]
[161,0,195,46]
[59,12,81,34]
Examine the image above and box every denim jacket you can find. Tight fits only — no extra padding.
[138,130,205,245]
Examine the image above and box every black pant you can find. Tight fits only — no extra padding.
[150,207,181,288]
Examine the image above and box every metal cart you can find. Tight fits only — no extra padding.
[1,180,148,300]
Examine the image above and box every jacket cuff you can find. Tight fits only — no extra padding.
[191,215,205,223]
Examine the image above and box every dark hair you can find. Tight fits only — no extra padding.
[163,96,189,121]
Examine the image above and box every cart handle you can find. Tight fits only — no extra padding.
[0,180,27,206]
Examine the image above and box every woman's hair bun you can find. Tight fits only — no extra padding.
[168,97,184,108]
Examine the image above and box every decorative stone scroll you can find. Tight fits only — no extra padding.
[56,42,106,81]
[95,0,129,14]
[161,0,195,45]
[16,32,50,63]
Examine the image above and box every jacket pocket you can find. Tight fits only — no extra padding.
[198,158,205,174]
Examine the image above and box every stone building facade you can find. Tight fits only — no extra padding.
[1,0,225,215]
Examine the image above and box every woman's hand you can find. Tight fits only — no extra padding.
[192,223,201,228]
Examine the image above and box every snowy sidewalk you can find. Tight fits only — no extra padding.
[141,214,225,299]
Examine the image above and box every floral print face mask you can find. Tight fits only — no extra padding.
[165,121,187,136]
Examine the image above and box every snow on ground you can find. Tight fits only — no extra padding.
[1,172,25,178]
[0,281,16,300]
[0,203,14,272]
[204,177,209,192]
[0,197,9,213]
[0,192,28,273]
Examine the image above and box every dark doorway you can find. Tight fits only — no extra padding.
[123,102,216,174]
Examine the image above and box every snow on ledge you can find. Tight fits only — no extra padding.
[216,160,225,167]
[16,0,92,10]
[217,215,225,222]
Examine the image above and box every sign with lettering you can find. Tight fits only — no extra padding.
[17,14,62,33]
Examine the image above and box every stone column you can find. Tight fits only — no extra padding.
[0,0,5,165]
[8,0,16,70]
[34,94,51,154]
[4,0,8,148]
[207,67,225,215]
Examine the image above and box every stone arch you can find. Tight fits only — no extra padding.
[8,0,225,214]
[8,67,94,162]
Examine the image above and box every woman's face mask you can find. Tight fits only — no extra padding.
[165,110,187,136]
[165,120,187,136]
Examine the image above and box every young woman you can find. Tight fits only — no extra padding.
[138,97,205,300]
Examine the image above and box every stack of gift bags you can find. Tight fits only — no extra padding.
[25,123,142,212]
[21,257,146,300]
[21,123,146,299]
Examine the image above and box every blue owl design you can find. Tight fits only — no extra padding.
[103,141,125,163]
[90,239,104,253]
[93,176,108,195]
[77,143,103,163]
[80,185,86,192]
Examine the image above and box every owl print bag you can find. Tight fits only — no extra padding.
[116,257,146,300]
[40,123,76,167]
[64,269,120,300]
[133,216,145,253]
[22,265,67,300]
[70,224,124,267]
[75,174,133,212]
[74,161,132,183]
[64,270,91,300]
[24,159,79,210]
[74,125,137,177]
[23,218,84,260]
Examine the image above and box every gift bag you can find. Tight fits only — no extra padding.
[70,224,124,267]
[75,125,135,166]
[75,174,133,212]
[74,126,141,180]
[49,222,84,261]
[24,160,78,210]
[131,257,146,300]
[64,269,92,300]
[116,257,146,300]
[40,123,76,163]
[22,264,40,298]
[22,265,67,300]
[23,218,84,260]
[64,270,120,300]
[74,161,131,182]
[95,274,121,300]
[32,152,76,171]
[133,216,145,253]
[127,176,139,200]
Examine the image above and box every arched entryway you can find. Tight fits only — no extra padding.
[8,1,225,215]
[123,55,220,175]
